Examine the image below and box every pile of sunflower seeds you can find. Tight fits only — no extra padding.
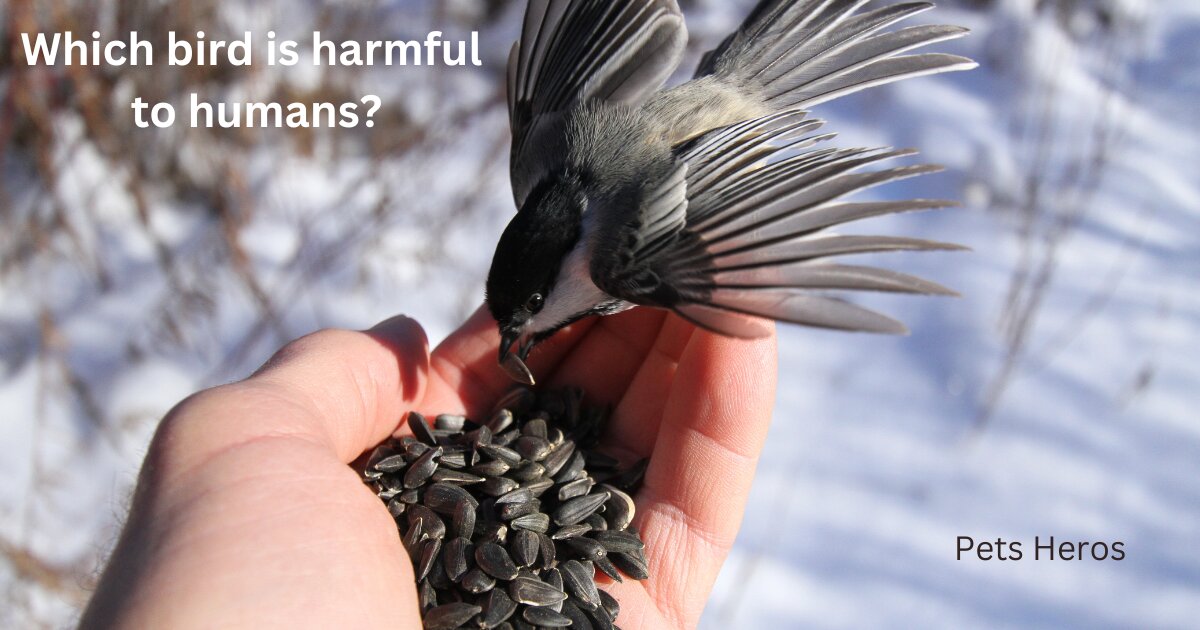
[362,387,650,630]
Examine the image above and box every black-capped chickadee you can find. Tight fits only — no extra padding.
[487,0,976,385]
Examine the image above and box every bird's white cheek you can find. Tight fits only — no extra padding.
[528,245,608,332]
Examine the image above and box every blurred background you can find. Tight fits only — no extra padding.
[1,0,1197,627]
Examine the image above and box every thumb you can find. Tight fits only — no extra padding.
[247,315,431,462]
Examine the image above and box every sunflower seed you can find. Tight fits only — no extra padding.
[599,485,635,531]
[611,459,649,493]
[435,414,468,432]
[481,587,518,629]
[423,602,482,630]
[418,537,443,581]
[508,577,568,607]
[403,517,424,554]
[522,478,555,498]
[480,444,522,467]
[376,482,400,500]
[510,529,540,567]
[480,523,509,546]
[584,452,620,470]
[487,408,516,433]
[431,469,485,485]
[592,531,645,554]
[610,551,649,581]
[386,498,407,518]
[400,488,421,504]
[499,499,540,521]
[462,567,497,594]
[425,482,479,515]
[408,505,446,540]
[496,487,536,506]
[443,537,472,583]
[493,429,521,447]
[560,601,595,630]
[374,454,408,473]
[551,524,592,541]
[554,492,610,527]
[419,579,438,611]
[471,459,511,477]
[553,452,587,484]
[544,567,566,612]
[467,425,494,448]
[405,441,432,461]
[566,538,606,562]
[584,514,608,532]
[482,476,521,497]
[380,474,404,494]
[583,601,615,630]
[523,418,548,439]
[543,441,577,477]
[558,478,593,502]
[593,555,622,583]
[476,542,520,581]
[599,589,620,620]
[511,512,551,533]
[427,552,452,589]
[408,412,437,445]
[367,444,399,470]
[560,560,602,610]
[546,566,565,591]
[510,461,546,482]
[538,533,557,570]
[453,499,477,539]
[439,451,467,470]
[523,606,572,627]
[404,447,441,489]
[515,436,552,462]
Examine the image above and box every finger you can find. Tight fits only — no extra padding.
[631,326,778,622]
[423,305,599,417]
[603,314,696,458]
[546,307,669,406]
[234,315,431,462]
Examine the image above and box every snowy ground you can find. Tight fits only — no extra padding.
[1,0,1197,627]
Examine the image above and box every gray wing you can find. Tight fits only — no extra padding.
[508,0,688,207]
[694,0,974,110]
[592,112,964,337]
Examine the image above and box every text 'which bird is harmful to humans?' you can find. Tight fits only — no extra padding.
[20,30,483,67]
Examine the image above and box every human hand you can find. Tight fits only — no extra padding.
[81,307,777,629]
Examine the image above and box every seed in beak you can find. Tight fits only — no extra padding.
[501,353,536,386]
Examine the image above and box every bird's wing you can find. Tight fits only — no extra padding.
[694,0,974,110]
[508,0,688,207]
[590,112,964,337]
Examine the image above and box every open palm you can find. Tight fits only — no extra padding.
[81,307,776,629]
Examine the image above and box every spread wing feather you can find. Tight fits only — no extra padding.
[593,112,962,336]
[508,0,687,206]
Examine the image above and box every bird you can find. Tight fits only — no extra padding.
[485,0,977,385]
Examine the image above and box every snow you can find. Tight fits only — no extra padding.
[1,0,1197,627]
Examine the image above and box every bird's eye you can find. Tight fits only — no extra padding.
[526,293,545,313]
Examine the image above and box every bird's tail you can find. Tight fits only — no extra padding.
[696,0,975,112]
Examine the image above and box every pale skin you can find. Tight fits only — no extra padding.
[80,306,777,629]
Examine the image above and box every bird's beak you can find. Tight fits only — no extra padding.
[498,328,536,386]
